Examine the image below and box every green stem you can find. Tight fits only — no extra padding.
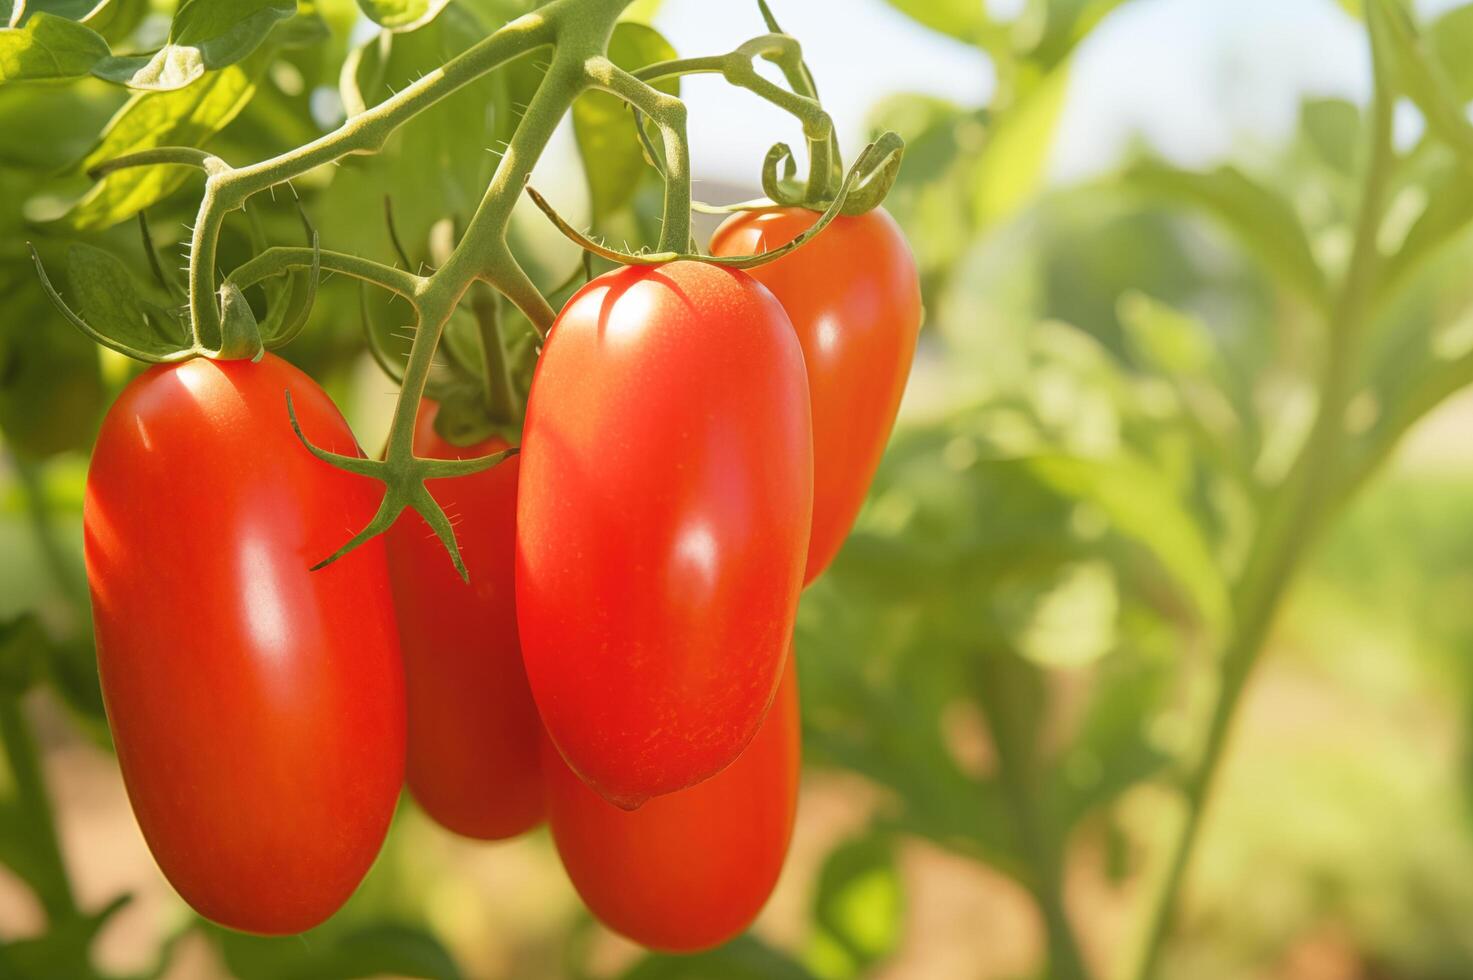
[184,7,558,336]
[0,700,78,926]
[635,35,834,205]
[587,57,691,252]
[1129,12,1397,979]
[471,284,519,428]
[229,246,423,299]
[5,460,85,936]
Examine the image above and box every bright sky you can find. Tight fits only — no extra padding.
[651,0,1465,191]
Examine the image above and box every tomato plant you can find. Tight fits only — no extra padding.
[710,206,922,584]
[0,0,916,970]
[543,649,800,952]
[84,354,405,935]
[516,260,812,809]
[385,402,543,840]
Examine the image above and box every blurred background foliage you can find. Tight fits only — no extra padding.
[5,0,1473,978]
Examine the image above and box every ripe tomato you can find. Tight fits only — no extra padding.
[384,402,542,840]
[516,260,812,809]
[84,354,405,935]
[710,207,921,584]
[544,650,800,952]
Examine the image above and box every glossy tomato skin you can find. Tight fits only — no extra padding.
[85,354,405,935]
[544,651,800,952]
[385,403,542,840]
[516,260,812,809]
[710,207,921,584]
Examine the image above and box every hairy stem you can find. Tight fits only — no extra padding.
[185,8,558,335]
[230,246,424,299]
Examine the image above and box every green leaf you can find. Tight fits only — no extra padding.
[0,82,125,170]
[356,0,449,32]
[572,22,677,221]
[1023,453,1230,630]
[0,11,109,83]
[330,6,512,257]
[1048,652,1172,827]
[1430,2,1473,103]
[65,243,184,357]
[11,0,108,23]
[215,922,462,980]
[0,613,45,697]
[0,258,104,458]
[1121,160,1330,311]
[1028,0,1137,70]
[805,833,903,980]
[973,61,1069,227]
[619,0,663,23]
[1117,290,1254,479]
[67,48,268,230]
[1301,97,1360,176]
[882,0,987,43]
[1373,0,1473,161]
[1380,153,1473,297]
[0,898,127,979]
[620,937,816,980]
[93,0,295,91]
[866,94,982,299]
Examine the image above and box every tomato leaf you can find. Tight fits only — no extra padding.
[1023,453,1230,631]
[1117,291,1256,481]
[0,613,45,697]
[572,22,676,222]
[8,1,108,24]
[805,833,903,979]
[1380,153,1473,297]
[0,82,125,170]
[973,61,1069,227]
[1429,2,1473,103]
[331,7,503,253]
[65,243,185,357]
[0,11,110,83]
[1047,652,1173,828]
[620,937,816,980]
[1373,0,1473,161]
[1121,160,1330,311]
[66,48,269,231]
[355,0,450,33]
[214,921,463,980]
[0,255,104,458]
[93,0,295,91]
[1301,97,1361,177]
[881,0,988,43]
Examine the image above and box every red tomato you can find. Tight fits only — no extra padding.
[84,354,405,935]
[516,260,812,809]
[385,402,542,840]
[710,207,921,583]
[544,650,800,952]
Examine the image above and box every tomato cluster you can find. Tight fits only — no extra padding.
[84,209,919,948]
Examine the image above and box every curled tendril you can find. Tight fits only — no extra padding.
[761,142,803,207]
[836,129,904,215]
[249,204,321,352]
[284,390,517,580]
[137,212,185,302]
[384,195,415,270]
[526,134,902,271]
[361,284,408,384]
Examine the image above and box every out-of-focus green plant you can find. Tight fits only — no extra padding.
[788,0,1473,977]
